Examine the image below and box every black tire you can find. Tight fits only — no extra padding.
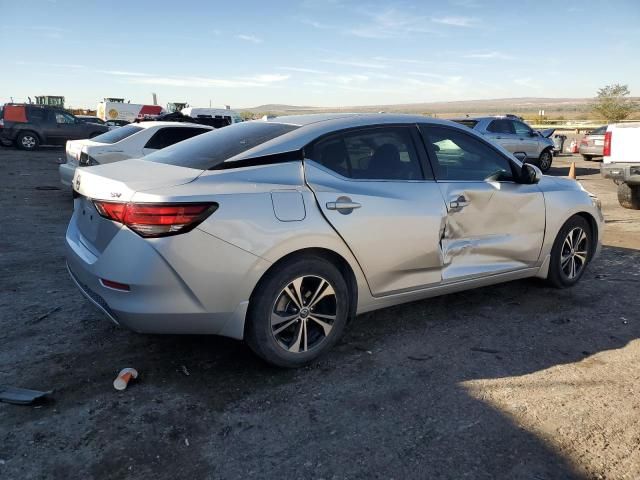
[617,183,640,210]
[245,255,349,368]
[17,131,40,151]
[538,149,553,172]
[582,155,593,161]
[547,215,593,288]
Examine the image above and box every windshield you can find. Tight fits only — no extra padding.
[145,121,299,170]
[90,124,143,144]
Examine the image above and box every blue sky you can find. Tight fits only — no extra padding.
[1,0,639,109]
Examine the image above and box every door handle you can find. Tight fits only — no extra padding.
[326,196,361,214]
[449,195,469,210]
[326,201,361,210]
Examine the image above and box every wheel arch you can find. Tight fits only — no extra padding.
[575,211,599,260]
[17,128,44,143]
[245,247,359,337]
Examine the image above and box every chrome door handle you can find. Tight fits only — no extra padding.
[326,201,361,210]
[449,195,469,209]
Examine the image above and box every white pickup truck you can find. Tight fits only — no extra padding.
[601,123,640,209]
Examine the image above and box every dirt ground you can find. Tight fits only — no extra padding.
[0,147,639,480]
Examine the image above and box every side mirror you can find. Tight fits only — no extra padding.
[521,163,542,184]
[530,131,538,137]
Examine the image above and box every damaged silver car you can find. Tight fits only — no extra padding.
[66,114,603,367]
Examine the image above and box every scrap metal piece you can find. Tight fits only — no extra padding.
[0,385,52,405]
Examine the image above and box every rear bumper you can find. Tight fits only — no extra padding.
[65,213,270,338]
[59,162,76,187]
[601,162,640,185]
[579,145,603,157]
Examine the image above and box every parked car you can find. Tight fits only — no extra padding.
[601,123,640,209]
[59,122,212,187]
[105,119,130,130]
[0,104,108,150]
[579,126,607,161]
[66,114,603,367]
[76,115,106,125]
[452,116,555,172]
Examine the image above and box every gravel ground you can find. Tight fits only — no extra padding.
[0,147,639,480]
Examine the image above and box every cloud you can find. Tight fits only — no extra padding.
[463,51,513,60]
[235,34,263,44]
[347,8,436,39]
[431,16,478,27]
[321,58,388,69]
[279,66,328,74]
[100,70,153,77]
[124,73,289,88]
[514,77,539,89]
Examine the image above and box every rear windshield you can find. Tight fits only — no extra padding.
[91,124,143,144]
[452,120,478,129]
[145,121,299,170]
[590,126,607,135]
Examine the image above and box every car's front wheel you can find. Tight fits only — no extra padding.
[538,149,553,172]
[17,131,40,151]
[245,255,349,368]
[547,215,593,288]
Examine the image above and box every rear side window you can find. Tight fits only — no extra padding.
[90,124,144,144]
[591,126,607,135]
[144,127,210,150]
[145,122,299,169]
[452,120,478,129]
[27,108,47,124]
[487,119,515,134]
[310,126,424,181]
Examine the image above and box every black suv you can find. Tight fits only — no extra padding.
[0,104,109,150]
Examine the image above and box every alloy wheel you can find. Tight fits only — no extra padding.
[271,275,337,353]
[560,227,589,279]
[539,151,552,171]
[22,136,36,149]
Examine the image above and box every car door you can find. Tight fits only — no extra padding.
[52,111,86,142]
[484,119,517,153]
[511,120,540,158]
[304,125,447,296]
[419,124,545,283]
[142,127,210,156]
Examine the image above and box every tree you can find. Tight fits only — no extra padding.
[592,84,635,123]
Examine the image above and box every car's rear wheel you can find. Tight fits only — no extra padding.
[617,183,640,210]
[17,132,39,151]
[245,256,349,368]
[582,155,593,161]
[538,149,553,172]
[547,215,592,288]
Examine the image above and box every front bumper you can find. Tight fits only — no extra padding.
[65,213,270,338]
[601,162,640,185]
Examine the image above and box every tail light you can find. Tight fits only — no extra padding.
[93,201,218,237]
[603,131,612,156]
[79,152,99,166]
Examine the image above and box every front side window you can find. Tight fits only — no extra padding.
[55,112,76,124]
[512,121,533,136]
[310,127,424,181]
[420,125,514,182]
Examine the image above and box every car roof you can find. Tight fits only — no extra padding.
[133,121,214,129]
[228,113,464,162]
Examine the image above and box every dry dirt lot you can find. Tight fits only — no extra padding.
[0,147,639,480]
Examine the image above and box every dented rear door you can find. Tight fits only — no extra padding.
[419,124,545,283]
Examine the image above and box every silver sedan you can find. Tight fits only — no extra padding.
[66,114,603,367]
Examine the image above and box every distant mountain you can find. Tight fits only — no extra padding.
[240,97,636,118]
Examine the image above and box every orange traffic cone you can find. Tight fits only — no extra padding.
[568,162,576,180]
[113,368,138,391]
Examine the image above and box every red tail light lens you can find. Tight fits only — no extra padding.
[603,131,612,157]
[93,201,217,237]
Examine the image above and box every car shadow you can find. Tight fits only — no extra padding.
[9,245,634,479]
